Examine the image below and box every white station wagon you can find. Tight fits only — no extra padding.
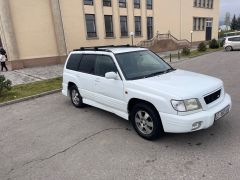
[62,46,232,140]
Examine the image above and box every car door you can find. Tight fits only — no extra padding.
[236,37,240,49]
[229,37,239,50]
[94,54,126,112]
[77,54,97,100]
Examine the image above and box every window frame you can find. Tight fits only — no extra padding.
[104,15,114,37]
[84,0,94,5]
[146,0,152,10]
[85,14,97,38]
[134,0,140,9]
[103,0,111,7]
[135,16,142,37]
[193,17,197,31]
[120,16,128,37]
[147,17,153,40]
[119,0,127,8]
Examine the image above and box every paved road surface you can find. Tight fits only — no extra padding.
[0,51,240,180]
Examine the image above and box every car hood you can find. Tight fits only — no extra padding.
[128,69,223,99]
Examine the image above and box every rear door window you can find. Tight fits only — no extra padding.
[95,55,117,77]
[66,54,83,71]
[79,54,97,74]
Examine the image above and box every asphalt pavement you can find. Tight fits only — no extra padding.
[0,50,240,180]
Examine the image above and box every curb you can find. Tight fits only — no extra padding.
[0,89,62,107]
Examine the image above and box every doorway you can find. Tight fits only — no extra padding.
[205,19,212,41]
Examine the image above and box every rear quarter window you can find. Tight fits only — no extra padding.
[66,54,83,71]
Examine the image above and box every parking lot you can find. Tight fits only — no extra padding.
[1,50,240,180]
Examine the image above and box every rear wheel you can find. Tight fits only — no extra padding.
[225,46,232,52]
[69,85,85,108]
[130,102,163,140]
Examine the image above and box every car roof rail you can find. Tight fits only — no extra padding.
[73,44,139,52]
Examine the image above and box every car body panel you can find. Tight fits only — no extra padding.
[62,48,232,133]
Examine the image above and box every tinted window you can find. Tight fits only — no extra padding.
[95,55,117,77]
[228,37,240,41]
[79,54,96,74]
[66,54,82,71]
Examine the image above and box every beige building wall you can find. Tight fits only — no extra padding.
[0,0,220,70]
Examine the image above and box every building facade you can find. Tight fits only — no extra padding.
[0,0,219,69]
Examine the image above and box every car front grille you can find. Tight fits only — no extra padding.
[204,89,221,105]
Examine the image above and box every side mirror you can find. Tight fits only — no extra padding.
[105,72,118,80]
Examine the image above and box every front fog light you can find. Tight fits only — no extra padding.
[192,121,202,130]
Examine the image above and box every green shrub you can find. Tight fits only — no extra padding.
[181,47,191,56]
[0,75,12,96]
[209,39,219,49]
[198,42,207,52]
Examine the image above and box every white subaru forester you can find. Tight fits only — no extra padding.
[62,46,232,140]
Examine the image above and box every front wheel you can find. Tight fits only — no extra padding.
[70,85,85,108]
[130,103,164,140]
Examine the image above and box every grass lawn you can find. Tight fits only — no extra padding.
[185,48,223,58]
[166,47,223,59]
[0,77,62,103]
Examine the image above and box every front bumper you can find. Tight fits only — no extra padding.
[160,93,232,133]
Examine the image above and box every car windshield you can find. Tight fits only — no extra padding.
[115,50,174,80]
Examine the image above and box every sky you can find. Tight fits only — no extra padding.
[220,0,240,21]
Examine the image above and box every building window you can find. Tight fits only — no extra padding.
[210,0,213,8]
[84,0,93,5]
[119,0,126,8]
[146,0,152,10]
[147,17,153,40]
[198,18,201,30]
[85,14,97,38]
[207,0,210,8]
[104,15,114,37]
[193,0,197,6]
[120,16,128,36]
[134,0,140,8]
[202,18,205,30]
[198,0,202,6]
[135,16,141,36]
[103,0,111,6]
[203,0,206,7]
[193,17,197,31]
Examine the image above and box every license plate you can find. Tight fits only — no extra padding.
[215,105,230,121]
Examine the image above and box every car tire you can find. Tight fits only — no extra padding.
[130,102,164,140]
[225,46,232,52]
[69,85,85,108]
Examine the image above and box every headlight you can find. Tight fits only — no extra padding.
[171,99,202,112]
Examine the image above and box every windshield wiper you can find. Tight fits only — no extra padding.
[144,68,176,78]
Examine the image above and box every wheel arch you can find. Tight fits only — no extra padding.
[128,98,159,117]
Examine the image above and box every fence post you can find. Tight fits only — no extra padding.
[170,53,172,62]
[178,50,180,60]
